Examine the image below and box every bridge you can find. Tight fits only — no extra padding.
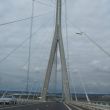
[0,99,110,110]
[0,0,110,110]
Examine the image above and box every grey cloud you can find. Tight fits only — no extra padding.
[0,0,110,93]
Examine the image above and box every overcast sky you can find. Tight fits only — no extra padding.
[0,0,110,94]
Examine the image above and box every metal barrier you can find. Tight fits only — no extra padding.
[16,98,39,105]
[70,101,110,110]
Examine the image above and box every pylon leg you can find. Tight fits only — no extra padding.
[41,0,71,102]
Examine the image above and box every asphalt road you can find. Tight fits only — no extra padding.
[0,102,83,110]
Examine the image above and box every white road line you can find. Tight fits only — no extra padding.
[0,104,37,110]
[64,103,72,110]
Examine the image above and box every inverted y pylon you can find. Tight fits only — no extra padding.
[41,0,71,102]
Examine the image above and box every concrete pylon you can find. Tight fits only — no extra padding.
[41,0,71,102]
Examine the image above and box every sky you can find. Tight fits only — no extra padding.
[0,0,110,94]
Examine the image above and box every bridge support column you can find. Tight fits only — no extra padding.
[41,0,71,102]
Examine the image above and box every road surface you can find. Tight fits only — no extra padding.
[0,102,83,110]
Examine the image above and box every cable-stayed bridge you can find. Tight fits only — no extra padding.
[0,0,110,110]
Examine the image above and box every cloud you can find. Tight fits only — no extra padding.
[90,60,100,66]
[0,0,110,93]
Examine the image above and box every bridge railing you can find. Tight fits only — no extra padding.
[16,98,39,105]
[71,101,110,110]
[92,101,110,106]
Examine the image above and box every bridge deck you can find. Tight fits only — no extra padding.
[0,102,83,110]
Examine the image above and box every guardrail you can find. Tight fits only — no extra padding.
[16,98,39,105]
[92,101,110,106]
[70,101,110,110]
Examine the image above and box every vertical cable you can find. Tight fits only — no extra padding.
[64,0,72,100]
[26,0,35,93]
[77,72,90,102]
[55,45,57,95]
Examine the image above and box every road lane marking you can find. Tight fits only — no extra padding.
[64,103,72,110]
